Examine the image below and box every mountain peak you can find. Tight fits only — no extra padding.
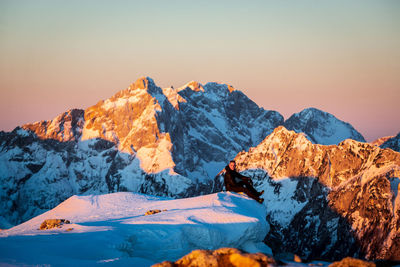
[247,126,311,156]
[227,84,236,93]
[177,81,204,92]
[284,107,366,145]
[128,76,156,91]
[22,109,84,142]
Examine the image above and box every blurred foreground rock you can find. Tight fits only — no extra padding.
[153,247,278,267]
[328,257,375,267]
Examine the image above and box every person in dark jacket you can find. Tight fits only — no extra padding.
[224,160,264,203]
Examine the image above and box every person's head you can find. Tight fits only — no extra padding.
[228,160,236,170]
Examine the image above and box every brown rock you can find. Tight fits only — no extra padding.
[39,219,71,230]
[145,209,167,216]
[328,257,375,267]
[152,247,278,267]
[275,252,302,263]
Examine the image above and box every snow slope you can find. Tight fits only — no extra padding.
[0,192,270,266]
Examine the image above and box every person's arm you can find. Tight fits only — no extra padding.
[236,171,253,184]
[233,171,249,181]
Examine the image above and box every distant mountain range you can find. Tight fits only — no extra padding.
[1,77,399,261]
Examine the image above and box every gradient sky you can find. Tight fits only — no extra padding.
[1,0,399,142]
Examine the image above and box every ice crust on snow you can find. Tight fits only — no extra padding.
[0,192,270,266]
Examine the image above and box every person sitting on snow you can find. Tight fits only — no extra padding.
[223,160,264,203]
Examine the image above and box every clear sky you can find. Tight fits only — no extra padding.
[1,0,399,142]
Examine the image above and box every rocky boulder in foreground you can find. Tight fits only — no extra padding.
[153,247,279,267]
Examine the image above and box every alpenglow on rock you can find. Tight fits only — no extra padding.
[0,77,283,227]
[284,107,366,145]
[213,126,400,260]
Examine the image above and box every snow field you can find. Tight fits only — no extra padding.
[0,192,270,266]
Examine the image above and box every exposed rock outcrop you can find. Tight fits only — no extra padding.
[39,219,71,230]
[145,209,167,216]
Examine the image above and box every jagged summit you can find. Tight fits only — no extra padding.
[284,107,366,145]
[177,80,204,92]
[177,80,236,94]
[128,76,156,91]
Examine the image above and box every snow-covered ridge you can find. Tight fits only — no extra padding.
[0,192,269,265]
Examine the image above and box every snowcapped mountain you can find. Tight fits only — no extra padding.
[284,107,366,145]
[0,192,269,266]
[0,77,283,228]
[380,133,400,152]
[214,126,400,260]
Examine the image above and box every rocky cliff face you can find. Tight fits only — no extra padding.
[284,107,366,145]
[163,81,283,180]
[214,126,400,260]
[0,77,282,227]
